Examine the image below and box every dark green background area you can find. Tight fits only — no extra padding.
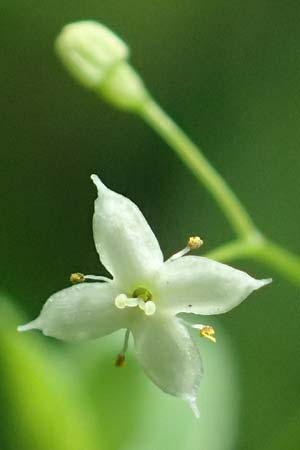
[1,1,300,449]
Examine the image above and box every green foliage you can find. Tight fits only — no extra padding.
[0,296,102,450]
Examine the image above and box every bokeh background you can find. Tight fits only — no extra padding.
[1,1,300,449]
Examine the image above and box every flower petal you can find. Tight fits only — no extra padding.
[18,282,127,341]
[155,256,271,315]
[131,314,203,416]
[91,175,163,288]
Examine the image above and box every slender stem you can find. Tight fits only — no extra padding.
[255,240,300,286]
[137,96,300,286]
[205,239,258,262]
[140,97,256,238]
[206,237,300,286]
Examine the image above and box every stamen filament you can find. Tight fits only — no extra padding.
[126,297,139,307]
[122,328,130,353]
[138,299,146,310]
[70,273,111,283]
[167,246,190,262]
[167,236,204,262]
[84,274,111,282]
[115,329,130,367]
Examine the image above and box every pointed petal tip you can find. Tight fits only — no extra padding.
[256,277,272,289]
[186,397,200,418]
[17,318,41,333]
[90,174,107,193]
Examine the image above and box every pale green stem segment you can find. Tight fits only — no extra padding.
[255,240,300,286]
[140,98,255,238]
[206,237,300,286]
[138,97,300,286]
[205,238,259,262]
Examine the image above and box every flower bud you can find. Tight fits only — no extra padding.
[55,21,149,111]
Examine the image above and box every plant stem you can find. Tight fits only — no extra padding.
[138,96,300,286]
[206,237,300,286]
[255,239,300,286]
[205,238,258,262]
[140,97,256,238]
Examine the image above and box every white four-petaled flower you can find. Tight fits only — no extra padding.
[18,175,271,416]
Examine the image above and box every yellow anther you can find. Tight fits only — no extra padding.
[187,236,203,250]
[115,353,126,368]
[70,272,85,283]
[199,326,216,343]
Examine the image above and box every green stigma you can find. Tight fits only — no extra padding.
[132,287,152,302]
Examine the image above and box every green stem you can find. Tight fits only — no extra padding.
[205,238,258,262]
[255,239,300,286]
[138,96,300,286]
[206,237,300,286]
[140,97,256,238]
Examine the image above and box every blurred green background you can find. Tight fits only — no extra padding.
[1,1,300,449]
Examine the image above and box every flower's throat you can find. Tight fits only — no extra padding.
[132,287,152,302]
[115,287,156,315]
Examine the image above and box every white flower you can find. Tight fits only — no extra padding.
[18,175,271,416]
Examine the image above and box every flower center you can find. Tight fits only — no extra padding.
[132,287,152,302]
[114,287,156,315]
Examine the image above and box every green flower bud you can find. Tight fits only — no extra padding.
[55,21,149,111]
